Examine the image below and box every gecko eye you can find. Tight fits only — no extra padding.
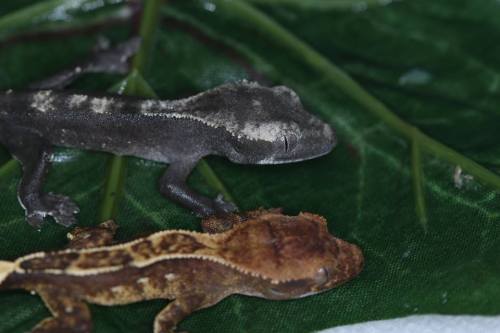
[282,134,298,153]
[314,267,330,285]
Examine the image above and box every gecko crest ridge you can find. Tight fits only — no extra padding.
[0,261,14,285]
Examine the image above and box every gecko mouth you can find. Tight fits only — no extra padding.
[255,147,333,165]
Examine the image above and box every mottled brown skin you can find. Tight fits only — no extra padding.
[0,210,364,333]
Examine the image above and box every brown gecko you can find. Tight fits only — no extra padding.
[0,210,364,333]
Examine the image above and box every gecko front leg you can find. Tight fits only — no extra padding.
[0,125,79,228]
[201,208,284,233]
[31,288,92,333]
[159,158,237,218]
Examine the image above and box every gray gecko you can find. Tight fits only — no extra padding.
[0,39,336,228]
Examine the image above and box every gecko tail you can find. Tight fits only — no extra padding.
[0,261,14,286]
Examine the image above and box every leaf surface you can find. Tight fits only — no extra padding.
[0,1,499,332]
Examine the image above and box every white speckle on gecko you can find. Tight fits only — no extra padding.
[137,277,149,284]
[31,91,55,113]
[68,94,88,108]
[111,286,125,294]
[90,97,113,114]
[241,121,297,142]
[164,273,176,281]
[140,100,157,113]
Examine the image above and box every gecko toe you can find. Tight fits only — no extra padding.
[26,212,45,230]
[52,214,78,227]
[213,194,238,214]
[42,193,80,227]
[45,194,79,212]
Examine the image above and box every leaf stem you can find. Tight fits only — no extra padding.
[197,160,236,204]
[411,134,428,232]
[132,0,163,73]
[0,159,18,180]
[417,132,500,188]
[98,156,126,221]
[99,0,162,221]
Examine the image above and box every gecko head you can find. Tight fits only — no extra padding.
[223,211,363,300]
[208,81,336,165]
[261,234,364,300]
[260,213,363,300]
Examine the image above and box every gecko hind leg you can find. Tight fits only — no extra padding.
[159,159,237,218]
[154,295,208,333]
[0,125,79,228]
[29,37,141,90]
[66,220,118,249]
[31,288,92,333]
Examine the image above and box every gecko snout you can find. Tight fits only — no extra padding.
[322,123,337,152]
[329,238,364,284]
[349,243,364,276]
[337,239,364,278]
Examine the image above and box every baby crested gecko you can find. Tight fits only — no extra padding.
[0,38,336,228]
[0,209,363,333]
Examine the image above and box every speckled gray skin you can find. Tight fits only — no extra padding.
[0,51,336,228]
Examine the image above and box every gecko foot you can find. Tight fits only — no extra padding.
[66,220,118,249]
[26,193,80,228]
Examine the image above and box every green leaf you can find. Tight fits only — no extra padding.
[0,0,131,42]
[1,0,500,332]
[245,0,395,11]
